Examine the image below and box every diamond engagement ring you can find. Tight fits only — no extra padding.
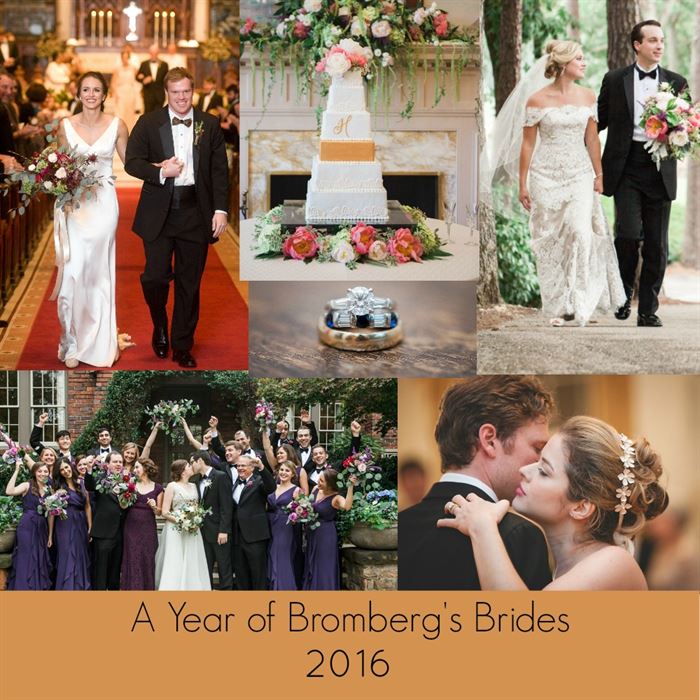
[319,286,403,351]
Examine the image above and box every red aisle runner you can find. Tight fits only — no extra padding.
[18,187,248,370]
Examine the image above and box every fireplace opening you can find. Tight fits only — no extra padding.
[269,173,441,219]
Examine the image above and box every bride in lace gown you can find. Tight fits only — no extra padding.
[155,460,211,591]
[485,41,625,326]
[55,72,132,367]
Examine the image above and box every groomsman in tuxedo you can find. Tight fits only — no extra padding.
[234,430,273,472]
[88,452,125,590]
[196,76,223,113]
[89,427,114,461]
[305,420,362,490]
[30,412,72,463]
[399,377,553,590]
[191,451,233,590]
[598,20,688,327]
[136,45,169,113]
[295,425,318,471]
[231,454,276,590]
[272,408,319,453]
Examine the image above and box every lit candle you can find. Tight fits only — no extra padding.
[107,11,113,46]
[98,10,104,47]
[90,10,96,45]
[169,11,175,44]
[154,11,159,45]
[161,12,167,47]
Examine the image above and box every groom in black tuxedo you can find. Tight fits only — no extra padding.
[191,451,233,590]
[125,67,229,368]
[399,376,553,590]
[598,20,688,327]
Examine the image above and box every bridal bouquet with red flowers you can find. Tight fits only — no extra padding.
[254,399,275,429]
[283,491,320,530]
[639,83,700,168]
[4,121,114,216]
[339,447,382,491]
[95,469,138,508]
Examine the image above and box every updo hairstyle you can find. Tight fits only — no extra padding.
[559,416,668,544]
[544,40,582,79]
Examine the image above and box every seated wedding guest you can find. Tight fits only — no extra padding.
[88,451,126,590]
[89,427,114,460]
[121,442,140,472]
[30,411,72,462]
[48,459,91,590]
[399,376,553,590]
[191,450,233,590]
[305,420,362,490]
[121,458,163,590]
[261,429,308,494]
[196,76,223,113]
[231,454,276,590]
[439,417,668,590]
[267,460,302,590]
[303,470,357,590]
[5,461,52,590]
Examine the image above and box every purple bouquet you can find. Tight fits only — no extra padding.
[38,489,69,519]
[283,491,320,530]
[254,399,275,429]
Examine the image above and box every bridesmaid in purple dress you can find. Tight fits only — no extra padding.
[121,458,163,590]
[262,430,309,494]
[303,469,357,591]
[48,460,92,590]
[267,461,302,590]
[5,461,52,590]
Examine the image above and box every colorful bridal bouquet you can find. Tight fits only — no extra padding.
[3,121,114,217]
[38,489,69,520]
[339,447,382,490]
[283,491,320,530]
[172,501,212,534]
[255,399,275,429]
[145,399,200,437]
[640,83,700,168]
[253,206,449,268]
[0,427,32,470]
[95,469,138,509]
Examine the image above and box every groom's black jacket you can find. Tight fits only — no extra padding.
[124,106,229,243]
[399,481,551,590]
[598,64,688,200]
[194,469,233,543]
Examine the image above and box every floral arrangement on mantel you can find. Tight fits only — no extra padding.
[253,205,451,268]
[241,0,475,117]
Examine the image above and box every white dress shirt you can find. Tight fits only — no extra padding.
[233,476,249,504]
[199,467,212,497]
[298,446,312,467]
[439,472,498,503]
[308,463,326,485]
[633,63,659,142]
[149,61,160,81]
[168,107,195,186]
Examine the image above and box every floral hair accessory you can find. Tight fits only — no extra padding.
[614,434,636,526]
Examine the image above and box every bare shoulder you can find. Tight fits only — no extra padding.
[549,545,647,591]
[580,85,598,106]
[526,88,550,109]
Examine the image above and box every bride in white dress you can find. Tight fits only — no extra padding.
[56,71,132,367]
[484,40,625,326]
[155,459,211,591]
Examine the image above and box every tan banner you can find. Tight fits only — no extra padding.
[1,591,697,699]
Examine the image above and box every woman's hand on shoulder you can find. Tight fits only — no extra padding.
[437,494,510,537]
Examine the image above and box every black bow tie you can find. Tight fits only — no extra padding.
[636,66,657,80]
[313,466,324,473]
[300,447,309,454]
[236,478,247,487]
[172,116,192,127]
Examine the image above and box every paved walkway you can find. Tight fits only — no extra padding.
[478,302,700,374]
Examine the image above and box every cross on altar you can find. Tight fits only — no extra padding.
[124,1,143,41]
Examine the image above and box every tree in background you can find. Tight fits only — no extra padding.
[606,0,640,69]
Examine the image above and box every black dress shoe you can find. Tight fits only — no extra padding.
[615,299,631,320]
[562,313,575,321]
[173,350,197,368]
[637,313,663,327]
[152,326,169,358]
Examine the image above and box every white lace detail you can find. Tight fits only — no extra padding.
[526,104,626,324]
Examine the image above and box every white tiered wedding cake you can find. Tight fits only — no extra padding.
[306,65,389,223]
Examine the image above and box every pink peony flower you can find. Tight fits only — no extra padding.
[388,228,424,263]
[350,222,377,254]
[241,17,255,36]
[433,12,449,37]
[645,115,668,140]
[282,227,319,260]
[367,240,388,261]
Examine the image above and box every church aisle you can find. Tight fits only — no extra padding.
[9,186,247,370]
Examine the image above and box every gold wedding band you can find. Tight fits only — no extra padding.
[318,316,403,352]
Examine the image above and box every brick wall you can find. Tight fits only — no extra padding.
[66,371,114,439]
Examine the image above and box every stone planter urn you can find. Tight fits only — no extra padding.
[348,522,397,550]
[0,528,16,554]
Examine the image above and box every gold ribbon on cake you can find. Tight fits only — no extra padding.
[319,140,375,161]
